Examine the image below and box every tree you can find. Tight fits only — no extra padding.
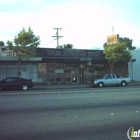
[119,37,136,50]
[56,44,73,49]
[0,41,4,46]
[103,37,136,50]
[103,42,107,49]
[7,27,40,76]
[56,45,63,49]
[103,43,131,73]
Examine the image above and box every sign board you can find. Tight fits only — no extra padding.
[0,47,16,57]
[38,63,46,74]
[37,48,105,58]
[80,57,92,61]
[55,69,64,73]
[107,34,120,45]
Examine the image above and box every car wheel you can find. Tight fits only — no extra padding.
[121,81,127,87]
[98,82,104,88]
[22,84,28,91]
[0,86,2,90]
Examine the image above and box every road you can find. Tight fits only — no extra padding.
[0,87,140,140]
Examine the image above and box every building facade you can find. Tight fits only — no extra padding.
[128,50,140,82]
[37,48,108,84]
[0,47,130,84]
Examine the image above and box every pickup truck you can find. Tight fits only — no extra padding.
[89,74,131,87]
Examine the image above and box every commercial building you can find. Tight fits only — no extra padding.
[0,47,132,84]
[128,50,140,81]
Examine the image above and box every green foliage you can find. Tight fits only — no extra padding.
[0,41,4,46]
[7,27,40,77]
[103,43,132,73]
[56,44,73,49]
[103,37,136,50]
[103,42,107,49]
[56,45,63,49]
[119,37,136,50]
[103,36,134,73]
[7,27,40,59]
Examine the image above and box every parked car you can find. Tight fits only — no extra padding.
[89,74,131,87]
[0,77,33,91]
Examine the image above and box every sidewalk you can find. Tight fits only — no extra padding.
[33,84,88,90]
[33,84,89,90]
[128,81,140,86]
[33,81,140,90]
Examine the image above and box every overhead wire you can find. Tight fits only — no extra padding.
[42,38,56,47]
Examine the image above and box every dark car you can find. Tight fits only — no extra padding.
[0,77,33,91]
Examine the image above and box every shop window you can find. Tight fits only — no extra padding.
[47,77,55,82]
[64,78,71,81]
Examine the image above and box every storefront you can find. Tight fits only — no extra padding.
[0,47,129,84]
[0,60,39,82]
[37,48,107,84]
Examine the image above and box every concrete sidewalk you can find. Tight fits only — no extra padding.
[33,84,88,90]
[33,81,140,90]
[128,81,140,86]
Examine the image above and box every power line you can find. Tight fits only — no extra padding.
[43,38,56,46]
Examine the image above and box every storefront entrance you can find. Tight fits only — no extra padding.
[71,67,78,84]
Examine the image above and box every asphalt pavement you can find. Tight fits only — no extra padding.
[0,87,140,140]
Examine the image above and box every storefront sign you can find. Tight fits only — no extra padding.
[0,47,16,57]
[41,49,105,58]
[80,58,92,61]
[55,69,64,73]
[107,34,120,45]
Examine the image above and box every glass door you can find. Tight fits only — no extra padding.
[71,67,78,83]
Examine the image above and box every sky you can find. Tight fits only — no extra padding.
[0,0,140,50]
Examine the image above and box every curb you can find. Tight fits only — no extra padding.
[32,84,88,90]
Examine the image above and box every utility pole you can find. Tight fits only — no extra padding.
[52,28,63,47]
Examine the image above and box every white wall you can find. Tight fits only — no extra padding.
[128,50,140,81]
[20,65,37,82]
